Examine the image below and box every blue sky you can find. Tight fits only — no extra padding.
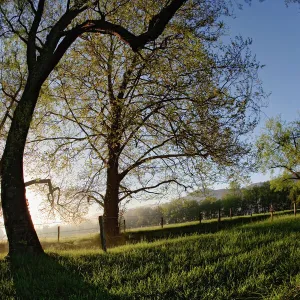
[222,0,300,185]
[227,0,299,124]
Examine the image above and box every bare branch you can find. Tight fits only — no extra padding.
[119,179,189,201]
[25,178,60,206]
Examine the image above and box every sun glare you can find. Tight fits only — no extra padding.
[26,190,44,224]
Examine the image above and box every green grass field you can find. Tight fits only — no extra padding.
[0,215,300,299]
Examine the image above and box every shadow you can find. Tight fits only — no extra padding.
[9,253,121,300]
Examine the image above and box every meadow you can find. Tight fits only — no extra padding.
[0,215,299,299]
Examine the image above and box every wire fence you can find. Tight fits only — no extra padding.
[0,209,291,243]
[0,214,193,242]
[0,214,163,242]
[0,222,101,241]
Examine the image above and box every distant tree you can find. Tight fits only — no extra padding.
[257,117,300,182]
[162,198,200,223]
[242,181,290,213]
[222,194,241,216]
[199,196,219,219]
[123,206,162,229]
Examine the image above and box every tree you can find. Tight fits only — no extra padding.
[257,116,300,181]
[270,176,300,213]
[0,0,189,256]
[222,194,242,216]
[242,181,291,213]
[27,12,264,238]
[162,198,200,223]
[199,196,219,219]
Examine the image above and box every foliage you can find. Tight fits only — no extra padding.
[123,206,162,228]
[271,175,300,204]
[242,182,290,213]
[24,2,265,220]
[161,198,200,223]
[123,181,294,229]
[222,194,242,215]
[1,0,202,251]
[257,116,300,181]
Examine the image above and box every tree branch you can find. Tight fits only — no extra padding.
[25,178,60,206]
[119,179,188,201]
[120,152,208,181]
[27,0,45,69]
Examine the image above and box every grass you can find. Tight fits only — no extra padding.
[124,210,298,243]
[0,215,300,299]
[0,210,296,253]
[126,210,296,232]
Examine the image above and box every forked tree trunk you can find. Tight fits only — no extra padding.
[1,82,44,256]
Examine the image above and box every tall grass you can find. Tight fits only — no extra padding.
[0,215,300,299]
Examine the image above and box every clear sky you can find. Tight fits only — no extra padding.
[220,0,300,185]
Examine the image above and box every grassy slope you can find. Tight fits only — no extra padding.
[1,216,300,299]
[0,210,296,253]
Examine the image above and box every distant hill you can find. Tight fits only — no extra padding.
[185,188,230,202]
[120,182,267,214]
[185,182,265,202]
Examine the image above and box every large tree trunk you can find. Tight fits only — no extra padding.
[103,160,120,239]
[103,79,122,239]
[1,81,44,256]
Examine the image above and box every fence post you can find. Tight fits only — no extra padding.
[99,216,107,252]
[270,204,274,222]
[161,216,164,228]
[218,208,221,223]
[57,226,60,242]
[294,202,297,217]
[199,211,202,224]
[229,208,232,219]
[123,219,126,232]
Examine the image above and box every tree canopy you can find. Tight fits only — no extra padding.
[22,3,265,233]
[257,116,300,181]
[0,0,196,255]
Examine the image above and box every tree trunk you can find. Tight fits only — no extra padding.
[1,82,44,256]
[104,163,120,238]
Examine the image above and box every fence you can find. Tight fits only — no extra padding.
[0,209,298,253]
[0,222,100,242]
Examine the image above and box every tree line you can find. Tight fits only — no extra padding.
[123,180,298,228]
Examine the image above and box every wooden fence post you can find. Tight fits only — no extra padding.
[123,219,126,232]
[161,216,164,228]
[294,202,297,217]
[199,212,202,224]
[270,204,274,222]
[99,216,107,252]
[229,208,232,219]
[58,226,60,242]
[218,208,221,223]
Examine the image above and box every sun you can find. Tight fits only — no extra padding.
[26,189,44,224]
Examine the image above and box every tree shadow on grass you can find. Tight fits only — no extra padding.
[9,253,120,300]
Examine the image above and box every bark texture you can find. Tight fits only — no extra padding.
[1,82,44,255]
